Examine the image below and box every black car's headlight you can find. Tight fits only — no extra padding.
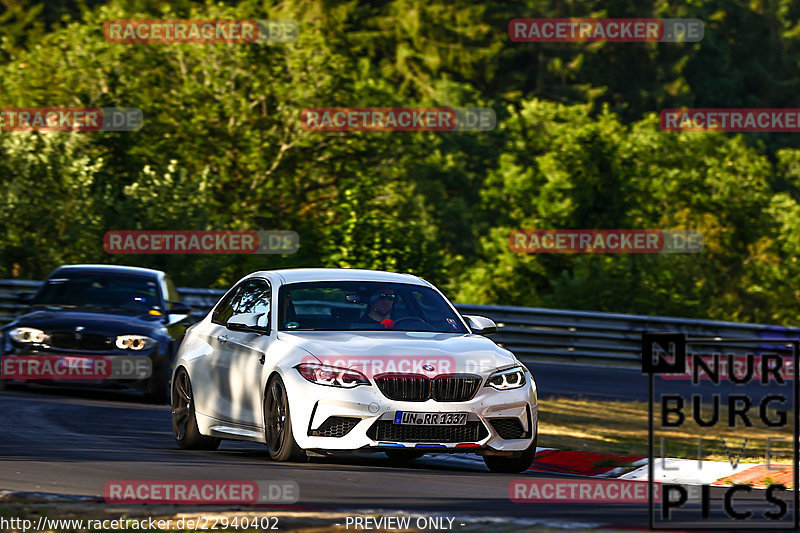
[115,335,155,351]
[485,366,526,390]
[295,363,370,388]
[9,327,48,344]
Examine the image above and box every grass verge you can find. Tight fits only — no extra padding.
[538,397,794,464]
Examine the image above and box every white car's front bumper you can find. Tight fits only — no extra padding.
[282,368,538,453]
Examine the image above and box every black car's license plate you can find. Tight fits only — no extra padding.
[393,411,468,425]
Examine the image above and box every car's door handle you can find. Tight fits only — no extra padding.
[217,334,228,344]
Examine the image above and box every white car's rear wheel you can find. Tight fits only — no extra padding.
[263,375,305,462]
[171,367,220,450]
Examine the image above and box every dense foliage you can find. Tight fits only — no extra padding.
[2,0,800,323]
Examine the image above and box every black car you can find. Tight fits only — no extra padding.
[0,264,193,402]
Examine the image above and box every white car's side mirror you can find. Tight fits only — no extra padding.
[463,315,497,335]
[227,312,268,333]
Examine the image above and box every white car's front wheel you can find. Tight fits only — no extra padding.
[483,423,537,473]
[171,367,221,450]
[263,375,305,462]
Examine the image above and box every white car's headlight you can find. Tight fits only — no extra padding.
[115,335,155,351]
[485,366,526,390]
[295,363,370,388]
[9,327,48,344]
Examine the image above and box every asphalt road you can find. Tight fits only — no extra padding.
[529,360,649,400]
[1,361,797,530]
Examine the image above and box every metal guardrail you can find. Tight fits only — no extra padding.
[455,304,800,364]
[3,280,799,365]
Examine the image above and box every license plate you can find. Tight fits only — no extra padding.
[393,411,467,425]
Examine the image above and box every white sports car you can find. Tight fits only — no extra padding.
[171,268,538,473]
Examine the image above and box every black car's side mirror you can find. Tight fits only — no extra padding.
[167,301,192,315]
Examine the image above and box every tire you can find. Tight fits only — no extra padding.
[483,425,538,474]
[384,450,426,463]
[263,375,305,462]
[171,367,220,450]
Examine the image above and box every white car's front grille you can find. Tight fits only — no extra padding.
[374,374,481,402]
[489,418,527,439]
[367,420,489,443]
[308,416,360,438]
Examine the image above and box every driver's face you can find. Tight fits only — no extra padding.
[374,290,395,315]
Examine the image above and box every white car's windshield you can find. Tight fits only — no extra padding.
[278,281,468,333]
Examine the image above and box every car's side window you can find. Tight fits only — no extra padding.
[163,275,181,304]
[213,278,271,328]
[231,279,271,328]
[211,284,243,325]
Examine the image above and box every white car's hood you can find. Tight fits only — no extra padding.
[276,330,517,375]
